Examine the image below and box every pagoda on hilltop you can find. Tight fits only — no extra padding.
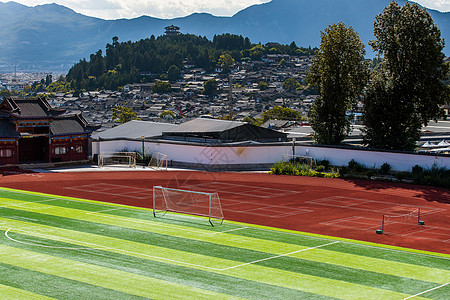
[165,25,180,36]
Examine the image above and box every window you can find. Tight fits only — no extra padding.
[75,146,84,154]
[53,147,67,155]
[0,149,13,158]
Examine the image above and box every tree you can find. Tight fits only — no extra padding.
[363,1,449,151]
[262,106,301,122]
[0,89,11,98]
[282,78,300,91]
[307,22,368,145]
[242,116,263,126]
[111,106,140,123]
[152,81,172,93]
[202,78,218,96]
[249,44,265,60]
[167,65,181,82]
[218,53,235,72]
[258,81,269,91]
[160,110,175,120]
[45,74,52,86]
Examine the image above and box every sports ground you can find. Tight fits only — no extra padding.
[0,169,448,299]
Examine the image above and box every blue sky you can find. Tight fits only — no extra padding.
[6,0,450,20]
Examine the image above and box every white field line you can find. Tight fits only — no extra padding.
[85,213,237,236]
[5,228,90,250]
[403,282,450,300]
[4,228,223,271]
[210,227,249,235]
[3,191,448,261]
[219,241,340,271]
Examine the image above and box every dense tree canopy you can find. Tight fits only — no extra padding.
[307,22,368,145]
[262,106,301,122]
[282,78,301,91]
[111,106,140,123]
[152,81,172,94]
[362,1,449,151]
[167,65,181,82]
[202,79,218,96]
[66,33,316,91]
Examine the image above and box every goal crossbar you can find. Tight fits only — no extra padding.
[148,152,168,170]
[98,151,136,168]
[282,154,316,167]
[376,208,424,234]
[153,186,224,226]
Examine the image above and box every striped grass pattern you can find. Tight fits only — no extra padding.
[0,187,448,299]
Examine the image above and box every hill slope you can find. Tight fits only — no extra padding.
[0,0,447,72]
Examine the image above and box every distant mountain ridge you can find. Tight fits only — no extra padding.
[0,0,448,72]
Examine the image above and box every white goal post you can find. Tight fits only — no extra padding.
[153,186,224,226]
[148,152,168,170]
[98,151,137,168]
[282,154,316,167]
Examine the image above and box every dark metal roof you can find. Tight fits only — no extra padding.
[0,119,20,138]
[91,120,177,140]
[162,118,287,142]
[163,118,245,134]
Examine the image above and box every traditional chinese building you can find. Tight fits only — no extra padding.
[0,97,97,165]
[165,25,180,36]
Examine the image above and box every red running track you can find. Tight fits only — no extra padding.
[0,170,449,254]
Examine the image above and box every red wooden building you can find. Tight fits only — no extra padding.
[0,97,96,165]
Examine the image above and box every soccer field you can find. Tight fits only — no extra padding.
[0,187,448,299]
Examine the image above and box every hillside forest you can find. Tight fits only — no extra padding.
[65,34,316,91]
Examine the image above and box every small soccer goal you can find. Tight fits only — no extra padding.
[148,152,168,170]
[153,186,224,226]
[282,154,316,168]
[376,208,425,234]
[98,151,137,168]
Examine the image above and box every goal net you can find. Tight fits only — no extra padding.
[148,152,168,170]
[98,151,136,168]
[282,154,316,168]
[153,186,224,226]
[376,208,424,234]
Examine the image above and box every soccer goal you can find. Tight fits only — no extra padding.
[282,154,316,168]
[153,186,224,226]
[148,152,168,170]
[98,151,137,168]
[376,208,425,234]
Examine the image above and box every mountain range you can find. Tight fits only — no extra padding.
[0,0,448,72]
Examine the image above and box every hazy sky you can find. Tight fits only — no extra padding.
[5,0,450,20]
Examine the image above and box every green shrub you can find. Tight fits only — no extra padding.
[318,159,330,169]
[380,163,391,175]
[365,170,375,178]
[395,172,408,181]
[315,165,326,172]
[348,159,366,173]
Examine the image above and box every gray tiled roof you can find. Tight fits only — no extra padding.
[91,120,177,140]
[0,119,20,138]
[163,118,245,134]
[50,115,87,135]
[5,97,65,118]
[11,100,48,117]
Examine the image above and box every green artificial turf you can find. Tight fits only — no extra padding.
[0,187,448,299]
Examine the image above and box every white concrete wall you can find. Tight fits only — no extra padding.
[91,140,450,171]
[294,145,450,171]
